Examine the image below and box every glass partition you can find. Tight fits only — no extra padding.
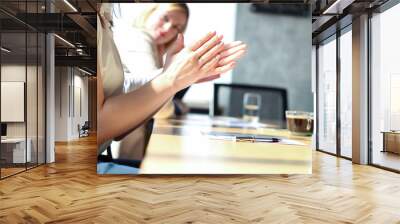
[1,29,28,178]
[0,0,46,179]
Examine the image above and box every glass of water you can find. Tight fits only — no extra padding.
[243,93,261,123]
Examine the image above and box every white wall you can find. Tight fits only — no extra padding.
[72,73,89,138]
[182,3,237,109]
[55,67,68,141]
[54,67,89,141]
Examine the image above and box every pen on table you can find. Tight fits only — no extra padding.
[208,136,280,142]
[235,136,280,143]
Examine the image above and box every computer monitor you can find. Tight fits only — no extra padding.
[1,123,7,137]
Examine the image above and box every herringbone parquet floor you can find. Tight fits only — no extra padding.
[1,134,400,224]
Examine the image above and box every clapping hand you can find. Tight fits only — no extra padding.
[163,32,247,90]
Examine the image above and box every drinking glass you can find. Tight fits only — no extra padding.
[243,93,261,123]
[286,111,314,136]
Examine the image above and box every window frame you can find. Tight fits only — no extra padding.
[315,24,352,160]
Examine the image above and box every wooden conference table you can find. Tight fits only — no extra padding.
[139,115,312,174]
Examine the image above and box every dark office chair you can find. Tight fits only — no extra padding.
[78,121,90,138]
[173,87,191,116]
[213,83,288,128]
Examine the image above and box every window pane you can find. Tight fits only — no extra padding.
[371,3,400,171]
[340,29,352,158]
[318,37,337,154]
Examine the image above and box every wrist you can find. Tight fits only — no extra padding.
[156,70,179,95]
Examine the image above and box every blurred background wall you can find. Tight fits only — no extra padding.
[231,4,312,112]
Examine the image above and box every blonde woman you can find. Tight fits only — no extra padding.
[112,3,247,162]
[97,4,246,173]
[115,3,246,114]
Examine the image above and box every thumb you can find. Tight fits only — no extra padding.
[170,33,184,54]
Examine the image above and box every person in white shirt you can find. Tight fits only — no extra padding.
[115,3,246,117]
[112,3,247,162]
[97,4,246,172]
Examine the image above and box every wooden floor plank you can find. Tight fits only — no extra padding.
[1,134,400,223]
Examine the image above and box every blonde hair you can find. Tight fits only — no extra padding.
[133,3,189,49]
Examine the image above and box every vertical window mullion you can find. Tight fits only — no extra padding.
[25,0,28,171]
[316,44,320,150]
[336,28,341,157]
[36,0,39,168]
[367,11,373,165]
[0,20,2,179]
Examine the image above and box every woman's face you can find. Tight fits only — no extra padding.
[146,8,187,45]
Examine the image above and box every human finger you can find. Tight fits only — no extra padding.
[198,42,224,66]
[194,34,223,59]
[189,31,216,51]
[196,74,221,83]
[218,49,246,66]
[222,41,244,51]
[215,61,236,74]
[219,43,247,61]
[200,54,220,75]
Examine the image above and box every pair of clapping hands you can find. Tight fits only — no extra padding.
[162,31,247,91]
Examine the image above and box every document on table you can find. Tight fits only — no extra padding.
[202,131,306,146]
[209,117,269,129]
